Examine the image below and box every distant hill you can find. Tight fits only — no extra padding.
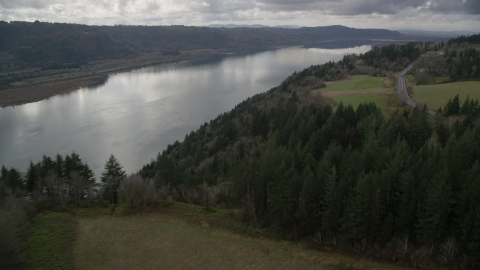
[206,24,270,28]
[206,24,301,29]
[0,22,404,72]
[398,29,476,38]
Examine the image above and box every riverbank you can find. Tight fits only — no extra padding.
[0,44,307,107]
[0,49,216,107]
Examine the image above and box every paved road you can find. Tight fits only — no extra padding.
[395,58,436,115]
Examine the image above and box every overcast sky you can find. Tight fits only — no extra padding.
[1,0,479,31]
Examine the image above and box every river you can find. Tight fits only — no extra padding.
[0,45,371,177]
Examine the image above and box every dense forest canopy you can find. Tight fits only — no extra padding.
[447,33,480,45]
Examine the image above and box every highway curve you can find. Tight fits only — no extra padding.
[395,58,436,115]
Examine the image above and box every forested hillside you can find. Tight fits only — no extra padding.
[410,33,480,82]
[0,21,403,73]
[447,33,480,45]
[359,42,422,71]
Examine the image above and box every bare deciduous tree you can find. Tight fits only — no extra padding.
[43,171,66,209]
[119,175,156,211]
[439,237,458,264]
[396,232,410,257]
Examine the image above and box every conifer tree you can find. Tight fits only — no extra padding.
[101,155,126,204]
[416,172,452,246]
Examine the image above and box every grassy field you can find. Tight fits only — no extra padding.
[413,81,480,110]
[317,75,393,110]
[23,203,407,270]
[322,75,383,92]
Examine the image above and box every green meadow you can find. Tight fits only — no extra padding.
[20,204,406,270]
[413,81,480,110]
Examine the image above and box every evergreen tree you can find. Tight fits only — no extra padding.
[416,172,452,246]
[101,155,126,204]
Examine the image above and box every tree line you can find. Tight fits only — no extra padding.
[359,42,422,72]
[447,33,480,46]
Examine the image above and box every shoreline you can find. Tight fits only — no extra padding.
[0,49,219,108]
[0,44,305,108]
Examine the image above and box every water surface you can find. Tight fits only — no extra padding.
[0,46,370,176]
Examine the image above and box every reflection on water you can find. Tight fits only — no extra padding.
[85,76,110,90]
[0,45,371,177]
[307,40,374,49]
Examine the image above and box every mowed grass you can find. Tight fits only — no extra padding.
[332,91,388,109]
[75,216,337,270]
[322,75,383,92]
[318,75,390,110]
[71,203,404,270]
[414,81,480,110]
[21,203,405,269]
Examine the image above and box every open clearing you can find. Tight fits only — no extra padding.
[322,75,383,92]
[413,81,480,110]
[318,76,391,109]
[75,216,342,270]
[26,203,406,270]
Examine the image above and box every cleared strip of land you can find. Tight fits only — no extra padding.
[21,204,408,270]
[75,216,338,270]
[68,203,406,270]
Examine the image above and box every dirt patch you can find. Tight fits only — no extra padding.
[382,77,396,88]
[407,86,414,97]
[321,88,388,97]
[382,93,406,115]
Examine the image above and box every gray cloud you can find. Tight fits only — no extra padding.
[465,0,480,15]
[0,0,58,9]
[256,0,480,15]
[0,0,478,31]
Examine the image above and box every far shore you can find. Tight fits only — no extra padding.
[0,49,218,107]
[0,44,305,108]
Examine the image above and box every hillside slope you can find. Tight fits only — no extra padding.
[0,21,403,73]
